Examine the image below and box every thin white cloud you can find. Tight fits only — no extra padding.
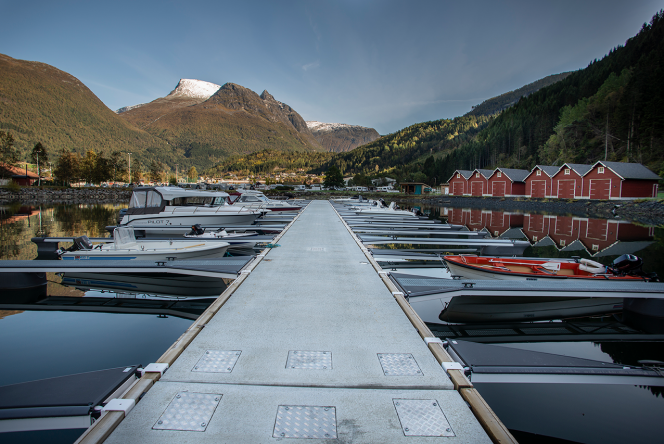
[302,61,320,71]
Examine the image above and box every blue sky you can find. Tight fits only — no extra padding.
[2,0,663,134]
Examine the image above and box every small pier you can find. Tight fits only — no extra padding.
[77,201,511,443]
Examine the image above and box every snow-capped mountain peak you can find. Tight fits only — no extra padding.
[306,121,367,132]
[167,79,221,99]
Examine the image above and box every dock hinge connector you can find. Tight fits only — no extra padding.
[424,337,444,345]
[140,363,169,376]
[441,362,464,372]
[101,398,135,417]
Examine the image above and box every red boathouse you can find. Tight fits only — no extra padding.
[524,165,559,198]
[487,168,529,197]
[583,161,660,199]
[447,170,473,196]
[467,169,494,196]
[551,163,592,199]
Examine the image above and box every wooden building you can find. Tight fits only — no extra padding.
[467,169,494,196]
[551,163,592,199]
[447,170,473,196]
[583,161,661,199]
[524,165,559,198]
[0,164,39,186]
[399,182,432,195]
[487,168,529,197]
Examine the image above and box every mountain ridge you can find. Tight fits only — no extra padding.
[306,121,380,152]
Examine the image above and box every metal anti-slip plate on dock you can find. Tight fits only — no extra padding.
[286,350,332,369]
[273,405,337,439]
[378,353,423,376]
[192,350,241,373]
[152,391,221,432]
[308,247,326,251]
[393,399,455,437]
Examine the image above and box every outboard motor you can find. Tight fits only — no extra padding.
[188,224,205,236]
[611,254,643,274]
[64,236,93,252]
[608,254,658,281]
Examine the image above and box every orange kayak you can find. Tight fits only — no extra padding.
[443,255,645,280]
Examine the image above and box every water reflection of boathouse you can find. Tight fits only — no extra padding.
[444,207,654,256]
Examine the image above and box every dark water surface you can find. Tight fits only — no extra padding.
[0,203,194,384]
[1,202,663,444]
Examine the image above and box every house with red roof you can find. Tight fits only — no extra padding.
[0,163,40,186]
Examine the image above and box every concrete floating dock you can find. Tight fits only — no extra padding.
[84,201,503,443]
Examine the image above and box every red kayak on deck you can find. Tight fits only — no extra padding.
[444,255,648,281]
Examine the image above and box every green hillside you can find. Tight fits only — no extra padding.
[466,72,573,117]
[208,149,334,176]
[0,54,172,165]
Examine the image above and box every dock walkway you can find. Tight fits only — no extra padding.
[101,201,492,443]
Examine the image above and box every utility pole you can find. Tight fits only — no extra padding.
[127,153,132,185]
[175,164,179,184]
[605,113,608,161]
[36,152,40,186]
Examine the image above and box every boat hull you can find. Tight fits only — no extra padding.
[62,272,227,296]
[439,296,623,323]
[445,256,640,281]
[60,241,229,262]
[121,212,261,228]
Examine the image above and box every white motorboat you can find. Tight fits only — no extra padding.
[351,201,421,216]
[119,187,263,232]
[58,227,230,261]
[229,190,302,212]
[184,224,260,248]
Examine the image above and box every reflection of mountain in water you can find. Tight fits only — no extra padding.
[599,341,664,399]
[53,204,121,236]
[0,203,125,261]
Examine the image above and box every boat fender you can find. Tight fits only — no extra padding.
[579,258,606,274]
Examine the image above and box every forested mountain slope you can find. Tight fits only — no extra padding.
[324,10,664,186]
[465,72,573,117]
[447,10,664,181]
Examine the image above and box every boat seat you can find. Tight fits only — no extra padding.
[504,264,539,274]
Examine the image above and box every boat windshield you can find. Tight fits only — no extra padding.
[129,191,147,208]
[114,227,136,246]
[169,196,226,206]
[129,190,163,208]
[240,194,268,203]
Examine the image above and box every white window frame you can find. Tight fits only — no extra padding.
[564,169,570,175]
[497,172,502,178]
[598,167,605,174]
[536,170,541,176]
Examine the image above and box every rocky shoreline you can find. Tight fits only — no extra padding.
[0,187,133,205]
